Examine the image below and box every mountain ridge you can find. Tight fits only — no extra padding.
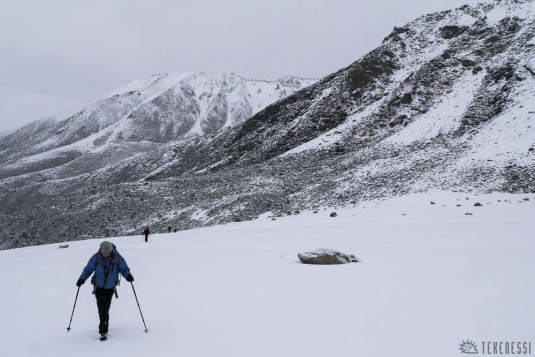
[0,0,534,249]
[0,72,315,179]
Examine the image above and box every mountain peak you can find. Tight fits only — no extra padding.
[1,0,533,250]
[0,71,316,180]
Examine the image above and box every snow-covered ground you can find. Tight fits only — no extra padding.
[1,191,534,357]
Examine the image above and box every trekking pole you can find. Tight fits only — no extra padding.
[131,282,149,332]
[66,286,80,332]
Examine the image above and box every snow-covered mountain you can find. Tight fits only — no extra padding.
[0,72,315,178]
[1,0,534,249]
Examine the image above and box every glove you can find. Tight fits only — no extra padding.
[76,278,85,287]
[126,274,134,282]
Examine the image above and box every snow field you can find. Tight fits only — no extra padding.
[0,191,534,357]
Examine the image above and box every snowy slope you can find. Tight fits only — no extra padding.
[1,0,534,250]
[273,0,535,158]
[1,192,534,357]
[0,72,315,176]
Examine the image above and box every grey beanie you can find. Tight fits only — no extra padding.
[100,241,113,254]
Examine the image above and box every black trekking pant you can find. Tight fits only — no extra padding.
[95,287,115,334]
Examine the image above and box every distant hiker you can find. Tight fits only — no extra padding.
[76,241,134,341]
[143,227,150,242]
[167,226,172,233]
[173,227,177,233]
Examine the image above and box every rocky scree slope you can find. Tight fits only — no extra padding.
[1,0,535,249]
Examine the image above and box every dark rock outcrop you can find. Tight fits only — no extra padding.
[298,249,359,265]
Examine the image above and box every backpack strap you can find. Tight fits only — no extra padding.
[91,253,99,294]
[115,252,121,286]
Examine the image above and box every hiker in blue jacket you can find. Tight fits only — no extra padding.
[76,241,134,339]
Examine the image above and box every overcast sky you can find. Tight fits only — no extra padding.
[0,0,482,133]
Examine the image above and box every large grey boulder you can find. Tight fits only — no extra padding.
[298,249,359,265]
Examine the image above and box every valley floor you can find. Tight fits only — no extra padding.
[1,191,534,357]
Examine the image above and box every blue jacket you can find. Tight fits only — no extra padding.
[79,249,131,289]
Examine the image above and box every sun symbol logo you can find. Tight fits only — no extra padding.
[459,340,479,354]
